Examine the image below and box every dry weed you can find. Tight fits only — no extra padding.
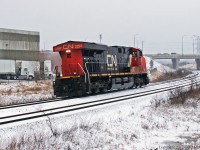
[151,69,191,83]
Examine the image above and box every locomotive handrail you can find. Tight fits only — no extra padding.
[85,62,131,75]
[65,63,87,83]
[85,62,91,89]
[77,63,87,83]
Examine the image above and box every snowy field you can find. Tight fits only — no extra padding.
[0,78,200,149]
[0,80,53,105]
[0,59,200,149]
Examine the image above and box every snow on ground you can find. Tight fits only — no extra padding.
[180,62,196,71]
[0,59,200,149]
[145,56,173,73]
[0,83,200,149]
[0,80,53,105]
[0,72,200,150]
[145,56,175,81]
[0,77,189,122]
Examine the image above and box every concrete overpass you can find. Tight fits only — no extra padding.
[145,54,200,70]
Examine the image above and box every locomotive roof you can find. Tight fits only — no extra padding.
[53,41,108,52]
[53,41,142,52]
[111,45,131,48]
[83,42,108,51]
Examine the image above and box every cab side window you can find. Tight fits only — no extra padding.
[138,50,143,56]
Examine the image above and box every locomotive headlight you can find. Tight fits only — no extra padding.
[65,49,71,53]
[74,71,77,75]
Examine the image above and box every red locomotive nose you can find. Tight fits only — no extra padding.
[53,42,85,77]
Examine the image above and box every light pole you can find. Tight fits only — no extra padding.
[198,37,200,54]
[99,34,102,43]
[193,38,195,55]
[142,40,144,51]
[182,35,187,56]
[193,35,200,54]
[134,34,138,47]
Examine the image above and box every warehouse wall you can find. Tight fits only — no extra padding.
[0,28,40,51]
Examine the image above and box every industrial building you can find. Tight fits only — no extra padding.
[0,28,55,80]
[0,28,40,51]
[0,28,61,80]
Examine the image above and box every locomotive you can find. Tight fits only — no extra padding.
[53,41,149,97]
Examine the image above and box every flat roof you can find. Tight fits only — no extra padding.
[0,28,39,36]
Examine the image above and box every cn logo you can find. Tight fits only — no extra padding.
[63,44,74,49]
[107,54,117,67]
[63,43,84,50]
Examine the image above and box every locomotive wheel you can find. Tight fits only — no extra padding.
[139,79,143,88]
[135,83,138,88]
[107,82,112,90]
[91,88,97,94]
[99,87,106,93]
[77,90,83,97]
[139,83,143,88]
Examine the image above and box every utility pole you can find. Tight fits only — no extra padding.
[193,38,195,55]
[198,37,200,54]
[99,34,102,43]
[182,35,185,56]
[136,40,138,48]
[142,41,144,51]
[193,35,200,54]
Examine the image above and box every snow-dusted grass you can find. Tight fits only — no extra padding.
[2,90,200,149]
[0,80,53,105]
[151,69,192,83]
[1,59,200,149]
[145,56,175,81]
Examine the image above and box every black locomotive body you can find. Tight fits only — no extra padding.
[53,41,149,97]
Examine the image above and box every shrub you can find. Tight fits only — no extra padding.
[151,69,191,83]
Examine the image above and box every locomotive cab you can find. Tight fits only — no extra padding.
[128,48,147,76]
[129,48,142,67]
[53,42,85,77]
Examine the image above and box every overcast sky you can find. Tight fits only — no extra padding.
[1,0,200,54]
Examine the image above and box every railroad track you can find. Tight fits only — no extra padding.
[0,73,198,110]
[0,73,199,126]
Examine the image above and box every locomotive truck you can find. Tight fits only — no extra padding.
[53,41,149,97]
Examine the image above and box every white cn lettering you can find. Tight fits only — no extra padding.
[63,44,74,49]
[107,54,117,67]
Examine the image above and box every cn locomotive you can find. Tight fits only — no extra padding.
[53,41,149,97]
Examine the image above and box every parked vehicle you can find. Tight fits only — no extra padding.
[0,60,16,80]
[16,60,39,80]
[0,60,53,80]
